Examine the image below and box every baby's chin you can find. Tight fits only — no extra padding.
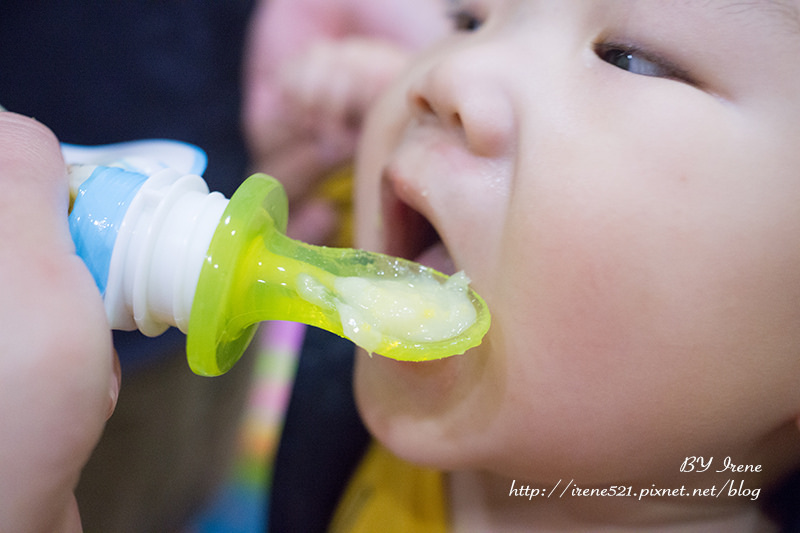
[353,342,498,470]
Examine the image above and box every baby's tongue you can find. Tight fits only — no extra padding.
[414,241,456,276]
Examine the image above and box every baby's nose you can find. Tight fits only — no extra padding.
[407,47,515,158]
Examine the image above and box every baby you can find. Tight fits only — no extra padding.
[345,0,800,530]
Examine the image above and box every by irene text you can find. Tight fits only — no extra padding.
[508,456,762,502]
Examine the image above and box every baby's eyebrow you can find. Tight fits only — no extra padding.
[716,0,800,36]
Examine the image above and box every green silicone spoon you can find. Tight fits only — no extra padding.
[187,174,491,375]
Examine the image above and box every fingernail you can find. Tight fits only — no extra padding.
[107,351,121,420]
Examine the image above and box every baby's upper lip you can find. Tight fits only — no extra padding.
[378,126,480,274]
[380,161,458,274]
[381,165,438,258]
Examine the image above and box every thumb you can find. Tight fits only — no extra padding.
[0,112,72,253]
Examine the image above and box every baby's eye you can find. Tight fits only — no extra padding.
[448,8,483,32]
[595,43,694,84]
[598,46,662,77]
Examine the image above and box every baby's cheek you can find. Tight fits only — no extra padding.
[493,216,683,419]
[503,218,629,336]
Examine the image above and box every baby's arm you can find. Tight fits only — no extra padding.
[0,112,119,532]
[277,36,412,171]
[242,0,450,243]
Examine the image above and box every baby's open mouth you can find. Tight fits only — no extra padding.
[381,178,456,276]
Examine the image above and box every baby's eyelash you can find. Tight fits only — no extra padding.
[594,42,696,85]
[447,6,484,32]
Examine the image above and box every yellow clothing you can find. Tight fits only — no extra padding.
[329,442,448,533]
[315,165,355,248]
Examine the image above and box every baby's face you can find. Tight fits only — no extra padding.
[353,0,800,484]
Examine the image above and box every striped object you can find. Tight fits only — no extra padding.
[186,321,305,532]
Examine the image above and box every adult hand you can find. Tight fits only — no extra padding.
[0,112,120,532]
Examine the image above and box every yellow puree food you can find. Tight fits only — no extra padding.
[298,270,477,354]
